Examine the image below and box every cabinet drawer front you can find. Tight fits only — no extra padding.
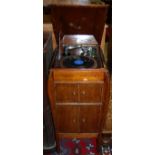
[79,84,103,103]
[55,106,80,133]
[80,106,101,132]
[52,69,104,81]
[55,84,78,103]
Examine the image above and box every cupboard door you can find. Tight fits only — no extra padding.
[80,106,101,132]
[55,83,78,103]
[79,84,103,103]
[55,106,80,133]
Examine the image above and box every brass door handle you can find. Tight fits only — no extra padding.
[82,118,86,123]
[72,91,76,95]
[82,91,86,95]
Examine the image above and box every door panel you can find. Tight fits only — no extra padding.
[55,83,78,103]
[79,84,103,103]
[55,106,80,133]
[80,106,101,132]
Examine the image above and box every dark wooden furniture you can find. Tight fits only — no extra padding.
[44,0,108,44]
[46,0,110,152]
[52,4,108,45]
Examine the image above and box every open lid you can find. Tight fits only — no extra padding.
[62,34,98,46]
[50,0,109,45]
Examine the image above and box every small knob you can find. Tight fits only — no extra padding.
[82,91,85,95]
[73,119,76,123]
[82,118,86,123]
[72,91,76,95]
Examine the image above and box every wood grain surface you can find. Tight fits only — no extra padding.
[50,69,105,81]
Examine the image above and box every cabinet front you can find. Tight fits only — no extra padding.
[54,83,103,133]
[55,106,80,133]
[79,106,101,132]
[79,84,103,103]
[55,83,78,103]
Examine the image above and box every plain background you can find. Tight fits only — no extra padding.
[0,0,155,155]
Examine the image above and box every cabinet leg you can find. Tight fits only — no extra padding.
[56,134,60,153]
[96,133,102,153]
[96,132,112,154]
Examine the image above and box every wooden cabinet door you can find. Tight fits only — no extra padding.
[55,106,80,133]
[55,83,78,103]
[79,84,103,103]
[79,106,101,132]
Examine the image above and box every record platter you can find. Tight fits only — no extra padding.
[60,55,97,68]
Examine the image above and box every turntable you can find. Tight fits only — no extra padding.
[60,56,97,68]
[52,35,104,68]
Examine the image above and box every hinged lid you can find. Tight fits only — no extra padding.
[50,0,109,45]
[62,34,98,46]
